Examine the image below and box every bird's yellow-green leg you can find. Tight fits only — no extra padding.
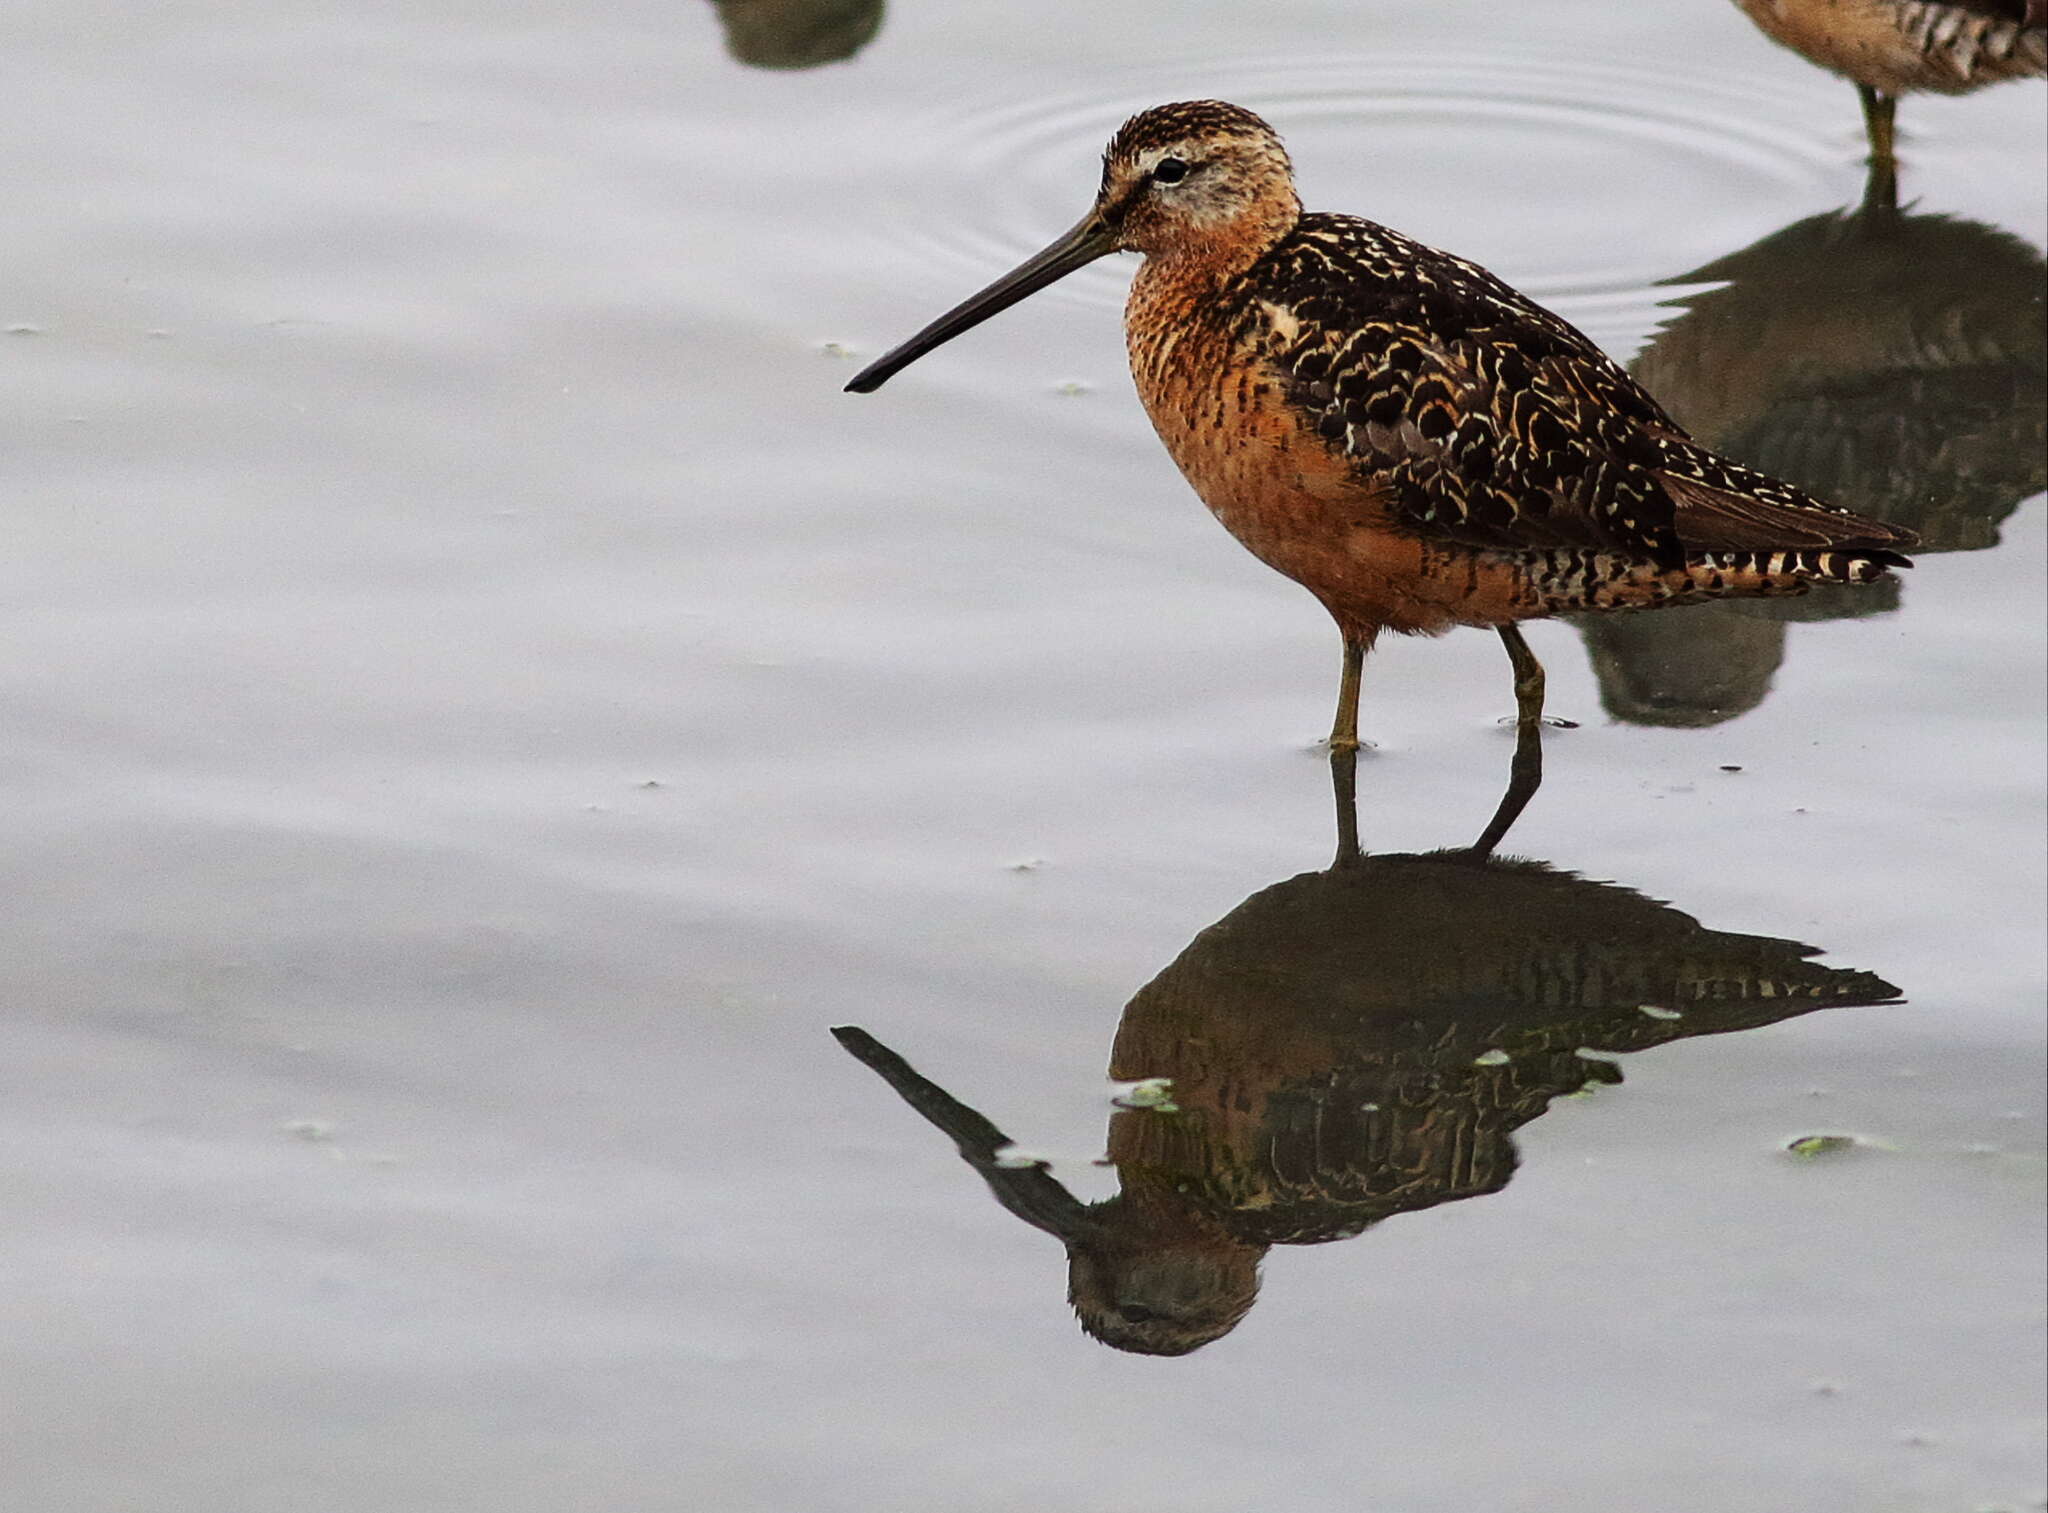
[1329,634,1366,756]
[1472,625,1546,858]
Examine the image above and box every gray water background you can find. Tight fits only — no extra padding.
[3,3,2043,1511]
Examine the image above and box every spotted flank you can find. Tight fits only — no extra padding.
[1896,0,2048,82]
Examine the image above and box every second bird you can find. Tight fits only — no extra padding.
[847,102,1915,853]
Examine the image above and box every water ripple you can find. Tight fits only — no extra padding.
[870,52,1846,346]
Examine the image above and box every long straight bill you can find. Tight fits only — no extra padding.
[844,212,1116,393]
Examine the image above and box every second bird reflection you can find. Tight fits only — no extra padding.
[1574,202,2045,726]
[837,844,1899,1355]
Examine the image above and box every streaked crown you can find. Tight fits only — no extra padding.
[1103,99,1288,165]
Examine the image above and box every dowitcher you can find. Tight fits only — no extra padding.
[846,101,1916,855]
[1728,0,2045,205]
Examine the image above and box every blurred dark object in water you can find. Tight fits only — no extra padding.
[1577,599,1792,727]
[710,0,882,69]
[835,848,1899,1355]
[1726,0,2044,207]
[1576,205,2045,725]
[1637,208,2045,552]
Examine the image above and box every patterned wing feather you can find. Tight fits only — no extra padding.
[1242,215,1916,561]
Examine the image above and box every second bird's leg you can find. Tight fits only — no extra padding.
[1858,85,1899,213]
[1471,624,1545,858]
[1329,634,1367,868]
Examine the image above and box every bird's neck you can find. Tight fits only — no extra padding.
[1142,198,1299,285]
[1127,206,1295,344]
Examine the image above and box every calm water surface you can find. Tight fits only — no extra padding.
[3,3,2042,1511]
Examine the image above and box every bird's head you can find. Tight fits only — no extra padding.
[844,100,1300,393]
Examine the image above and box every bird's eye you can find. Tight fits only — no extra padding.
[1118,1304,1158,1324]
[1150,157,1189,185]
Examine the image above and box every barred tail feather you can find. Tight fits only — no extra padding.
[1526,544,1913,615]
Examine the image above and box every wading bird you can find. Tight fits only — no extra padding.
[846,102,1914,855]
[1728,0,2045,207]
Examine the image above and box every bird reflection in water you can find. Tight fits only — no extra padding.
[707,0,882,69]
[1573,202,2045,727]
[835,823,1900,1355]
